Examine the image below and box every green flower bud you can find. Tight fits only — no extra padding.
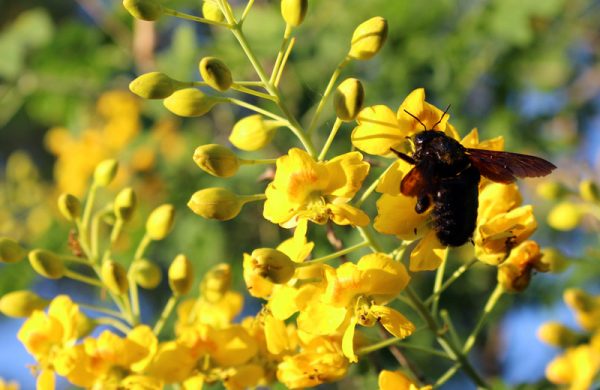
[123,0,163,21]
[547,202,582,231]
[129,72,185,99]
[537,321,580,348]
[0,290,49,318]
[114,187,137,222]
[202,1,225,23]
[0,238,26,263]
[101,260,129,295]
[348,16,388,60]
[580,180,600,203]
[146,204,175,240]
[193,144,240,178]
[334,78,365,121]
[536,181,568,200]
[200,263,231,303]
[199,57,233,92]
[132,258,162,289]
[229,115,279,151]
[57,193,81,221]
[163,88,221,117]
[168,254,193,296]
[281,0,308,27]
[250,248,295,284]
[94,159,119,187]
[29,249,65,279]
[188,187,243,221]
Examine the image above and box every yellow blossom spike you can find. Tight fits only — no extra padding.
[146,204,175,240]
[0,290,49,317]
[579,179,600,202]
[193,144,240,177]
[0,237,26,263]
[547,202,582,231]
[93,159,119,187]
[29,249,65,279]
[132,258,162,289]
[202,0,224,23]
[57,193,81,221]
[101,260,129,294]
[114,187,137,222]
[123,0,163,21]
[334,78,365,121]
[281,0,308,27]
[537,321,581,348]
[163,88,222,117]
[168,254,193,296]
[187,187,246,221]
[200,263,231,303]
[129,72,186,99]
[348,16,388,60]
[250,248,296,284]
[229,115,280,151]
[199,57,233,92]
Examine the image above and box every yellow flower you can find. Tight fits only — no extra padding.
[176,290,244,332]
[546,343,600,390]
[563,289,600,332]
[497,240,548,293]
[263,148,370,227]
[378,369,432,390]
[0,378,19,390]
[296,253,415,362]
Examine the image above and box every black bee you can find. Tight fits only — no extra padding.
[391,109,556,247]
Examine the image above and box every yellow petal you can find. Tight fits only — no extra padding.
[324,152,370,198]
[352,105,407,155]
[211,325,258,366]
[37,368,56,390]
[263,183,298,225]
[410,230,447,271]
[379,369,419,390]
[342,316,359,363]
[396,88,448,133]
[265,315,291,355]
[358,253,410,300]
[370,305,415,339]
[269,285,302,320]
[328,203,370,226]
[297,300,348,335]
[376,160,413,196]
[477,183,522,224]
[374,194,428,240]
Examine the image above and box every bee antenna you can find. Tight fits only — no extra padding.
[432,104,451,130]
[403,109,427,131]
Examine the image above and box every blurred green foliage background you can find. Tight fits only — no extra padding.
[1,0,600,388]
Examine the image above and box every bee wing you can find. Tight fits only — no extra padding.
[466,148,556,184]
[401,166,428,196]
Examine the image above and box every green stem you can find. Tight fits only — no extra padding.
[153,296,179,336]
[64,270,104,288]
[227,97,289,123]
[231,84,276,101]
[357,226,383,252]
[431,250,449,316]
[76,301,127,319]
[462,284,504,354]
[318,118,343,161]
[353,163,395,208]
[239,158,278,165]
[162,8,232,28]
[61,255,92,266]
[271,24,293,84]
[110,219,124,248]
[275,38,295,87]
[424,259,477,306]
[434,364,461,388]
[133,234,152,261]
[440,310,462,348]
[238,193,267,204]
[81,183,98,240]
[357,338,451,359]
[297,241,369,267]
[306,57,350,136]
[240,0,255,24]
[95,317,131,334]
[90,264,131,324]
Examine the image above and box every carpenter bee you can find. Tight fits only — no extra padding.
[391,109,556,247]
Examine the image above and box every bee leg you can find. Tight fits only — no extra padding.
[415,195,430,214]
[390,148,416,165]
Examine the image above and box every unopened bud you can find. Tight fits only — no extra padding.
[0,291,49,317]
[537,322,580,348]
[348,16,388,60]
[188,187,243,221]
[114,187,137,221]
[536,181,568,201]
[334,78,364,121]
[199,57,233,92]
[123,0,163,21]
[200,263,231,302]
[163,88,221,117]
[0,238,26,263]
[132,258,162,289]
[250,248,295,284]
[29,249,65,279]
[547,202,582,231]
[101,260,129,295]
[202,1,224,23]
[193,144,240,177]
[563,288,593,312]
[129,72,185,99]
[497,241,546,293]
[77,313,96,338]
[580,180,600,203]
[57,193,81,221]
[146,204,175,240]
[94,159,118,187]
[541,247,569,273]
[168,254,193,296]
[281,0,308,27]
[229,115,279,151]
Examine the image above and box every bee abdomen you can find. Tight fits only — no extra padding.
[431,167,480,247]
